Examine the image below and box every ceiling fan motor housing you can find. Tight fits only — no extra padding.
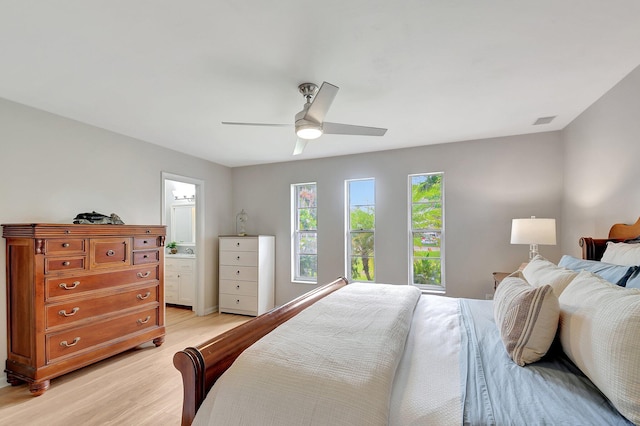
[295,106,323,139]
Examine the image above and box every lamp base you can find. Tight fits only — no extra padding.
[529,244,539,260]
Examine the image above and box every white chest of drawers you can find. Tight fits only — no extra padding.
[218,235,274,316]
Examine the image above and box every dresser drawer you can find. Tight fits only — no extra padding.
[219,265,258,281]
[45,284,159,330]
[133,250,159,265]
[46,266,159,300]
[44,239,86,255]
[46,307,159,363]
[219,250,257,267]
[133,236,161,249]
[220,238,257,252]
[90,238,131,269]
[219,293,257,313]
[220,279,257,296]
[45,256,86,274]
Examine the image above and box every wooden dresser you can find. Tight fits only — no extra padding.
[218,235,274,316]
[2,223,166,395]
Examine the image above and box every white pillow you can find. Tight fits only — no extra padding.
[601,242,640,266]
[522,255,578,297]
[559,270,640,424]
[494,277,559,366]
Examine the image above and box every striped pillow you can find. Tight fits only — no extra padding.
[494,277,559,366]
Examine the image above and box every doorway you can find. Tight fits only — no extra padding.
[161,172,206,316]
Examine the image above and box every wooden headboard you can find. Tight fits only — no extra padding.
[580,217,640,260]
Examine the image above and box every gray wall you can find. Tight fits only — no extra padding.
[0,98,234,386]
[561,64,640,254]
[232,132,564,304]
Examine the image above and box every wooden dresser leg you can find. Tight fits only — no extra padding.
[29,380,50,396]
[6,372,25,386]
[153,336,165,347]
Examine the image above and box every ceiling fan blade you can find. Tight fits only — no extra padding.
[293,138,308,155]
[222,121,291,127]
[323,122,387,136]
[304,82,339,123]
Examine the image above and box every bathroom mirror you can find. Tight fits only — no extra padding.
[171,203,195,245]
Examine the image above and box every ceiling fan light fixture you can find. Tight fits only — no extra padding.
[296,124,323,140]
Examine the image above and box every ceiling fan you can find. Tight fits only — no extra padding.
[222,81,387,155]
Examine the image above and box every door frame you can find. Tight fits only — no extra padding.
[161,172,206,316]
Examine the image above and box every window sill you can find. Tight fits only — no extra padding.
[292,280,318,285]
[420,288,446,295]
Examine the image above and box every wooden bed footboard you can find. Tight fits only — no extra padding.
[173,277,349,426]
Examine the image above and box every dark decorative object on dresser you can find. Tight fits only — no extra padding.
[73,211,125,224]
[2,223,166,395]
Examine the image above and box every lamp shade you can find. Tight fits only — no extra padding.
[511,217,556,245]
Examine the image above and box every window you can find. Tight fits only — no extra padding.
[292,183,317,282]
[409,173,444,290]
[346,178,375,282]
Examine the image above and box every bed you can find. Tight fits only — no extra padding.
[174,219,640,425]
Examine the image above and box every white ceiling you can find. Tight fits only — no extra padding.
[1,1,640,167]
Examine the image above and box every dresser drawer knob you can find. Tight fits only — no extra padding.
[143,254,149,259]
[60,337,81,347]
[236,299,240,304]
[146,230,151,234]
[59,281,80,290]
[58,307,80,317]
[236,256,240,260]
[236,270,240,275]
[62,261,71,266]
[62,243,70,248]
[137,271,151,278]
[236,242,240,247]
[137,316,151,325]
[143,240,148,244]
[137,292,151,300]
[236,284,240,290]
[106,250,115,257]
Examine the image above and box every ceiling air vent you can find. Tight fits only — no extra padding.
[533,116,556,125]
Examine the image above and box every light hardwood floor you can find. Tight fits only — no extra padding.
[0,307,248,426]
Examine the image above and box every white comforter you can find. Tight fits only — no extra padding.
[194,283,421,426]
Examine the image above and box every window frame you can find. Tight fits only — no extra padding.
[408,172,445,292]
[345,178,376,283]
[291,182,318,284]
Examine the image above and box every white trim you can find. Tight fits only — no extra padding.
[161,172,206,316]
[407,172,445,291]
[345,177,376,282]
[291,182,318,283]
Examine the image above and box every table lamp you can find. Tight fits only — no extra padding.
[511,216,556,260]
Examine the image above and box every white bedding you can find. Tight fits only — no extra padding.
[389,295,462,425]
[192,283,632,425]
[194,283,421,426]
